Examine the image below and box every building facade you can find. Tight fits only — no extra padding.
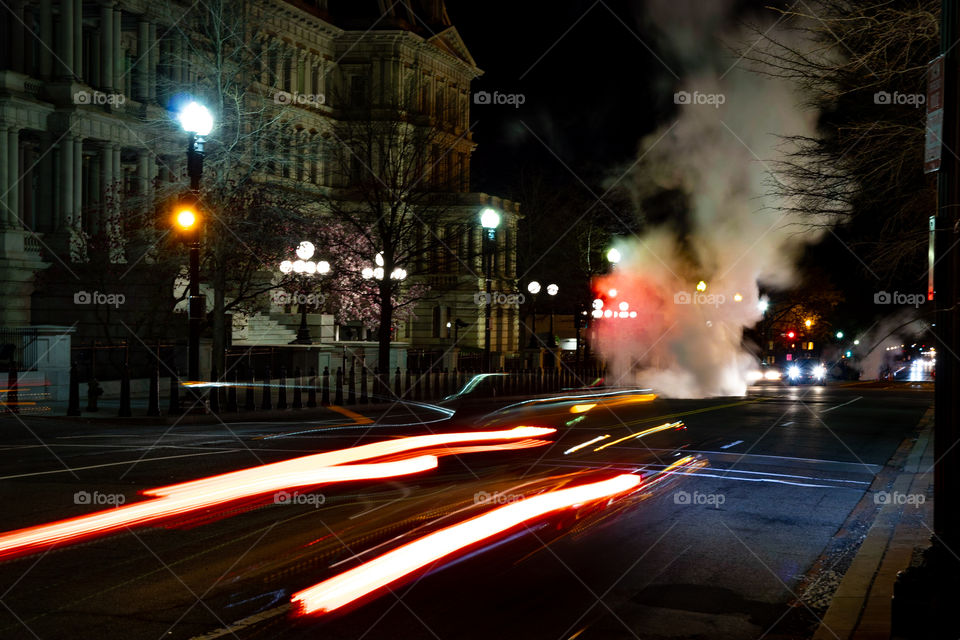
[0,0,521,370]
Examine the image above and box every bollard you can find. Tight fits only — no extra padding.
[394,367,401,399]
[226,367,239,412]
[307,367,318,408]
[86,375,101,412]
[169,370,180,413]
[6,363,17,413]
[277,367,288,410]
[67,362,81,416]
[413,369,421,401]
[405,368,412,399]
[347,362,356,404]
[261,368,272,410]
[335,367,344,405]
[292,367,303,409]
[208,365,220,414]
[244,368,256,411]
[117,365,132,417]
[321,366,330,406]
[146,360,160,417]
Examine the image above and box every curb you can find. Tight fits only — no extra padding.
[812,408,934,640]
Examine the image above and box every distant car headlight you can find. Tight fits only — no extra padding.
[747,370,763,382]
[814,365,826,378]
[788,366,800,379]
[764,369,781,380]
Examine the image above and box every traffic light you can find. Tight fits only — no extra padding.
[787,330,796,339]
[176,207,197,230]
[174,200,200,243]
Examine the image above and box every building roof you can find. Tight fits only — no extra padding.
[293,0,451,36]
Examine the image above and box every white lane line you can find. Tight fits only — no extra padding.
[821,396,862,413]
[0,449,240,480]
[719,440,744,450]
[780,421,795,426]
[190,604,291,640]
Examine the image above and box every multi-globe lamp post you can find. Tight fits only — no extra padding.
[546,283,559,342]
[480,207,500,371]
[176,100,214,382]
[526,280,541,348]
[279,241,330,345]
[360,252,407,346]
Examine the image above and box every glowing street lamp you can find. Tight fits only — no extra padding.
[696,280,707,292]
[360,252,405,281]
[836,331,844,339]
[606,247,621,264]
[280,240,329,345]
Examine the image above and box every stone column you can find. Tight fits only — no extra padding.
[148,23,158,102]
[136,20,150,101]
[57,136,73,231]
[0,126,8,228]
[101,2,114,91]
[39,0,52,77]
[73,0,82,82]
[72,138,82,231]
[112,6,122,94]
[58,0,74,78]
[137,150,150,196]
[6,128,19,228]
[172,33,183,83]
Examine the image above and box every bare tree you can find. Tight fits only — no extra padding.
[743,1,939,280]
[132,0,323,372]
[319,87,473,369]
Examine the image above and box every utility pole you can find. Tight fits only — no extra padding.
[893,3,960,635]
[932,0,960,612]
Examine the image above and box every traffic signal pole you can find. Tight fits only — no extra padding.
[186,133,204,383]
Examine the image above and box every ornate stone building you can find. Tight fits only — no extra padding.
[0,0,521,373]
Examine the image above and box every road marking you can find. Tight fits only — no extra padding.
[328,405,374,424]
[591,397,768,431]
[781,421,795,426]
[719,440,744,449]
[821,396,862,413]
[0,449,240,480]
[189,604,291,639]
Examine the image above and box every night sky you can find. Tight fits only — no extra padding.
[448,0,914,328]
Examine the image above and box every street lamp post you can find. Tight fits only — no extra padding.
[361,253,407,356]
[480,208,500,371]
[177,101,214,382]
[546,283,559,343]
[527,281,541,348]
[279,241,329,345]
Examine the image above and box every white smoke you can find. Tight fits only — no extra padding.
[853,310,931,380]
[594,7,825,397]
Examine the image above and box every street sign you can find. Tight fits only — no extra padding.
[925,54,945,173]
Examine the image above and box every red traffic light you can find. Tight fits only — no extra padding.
[787,331,796,339]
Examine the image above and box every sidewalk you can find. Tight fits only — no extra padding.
[812,408,934,640]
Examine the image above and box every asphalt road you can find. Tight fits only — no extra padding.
[0,382,932,640]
